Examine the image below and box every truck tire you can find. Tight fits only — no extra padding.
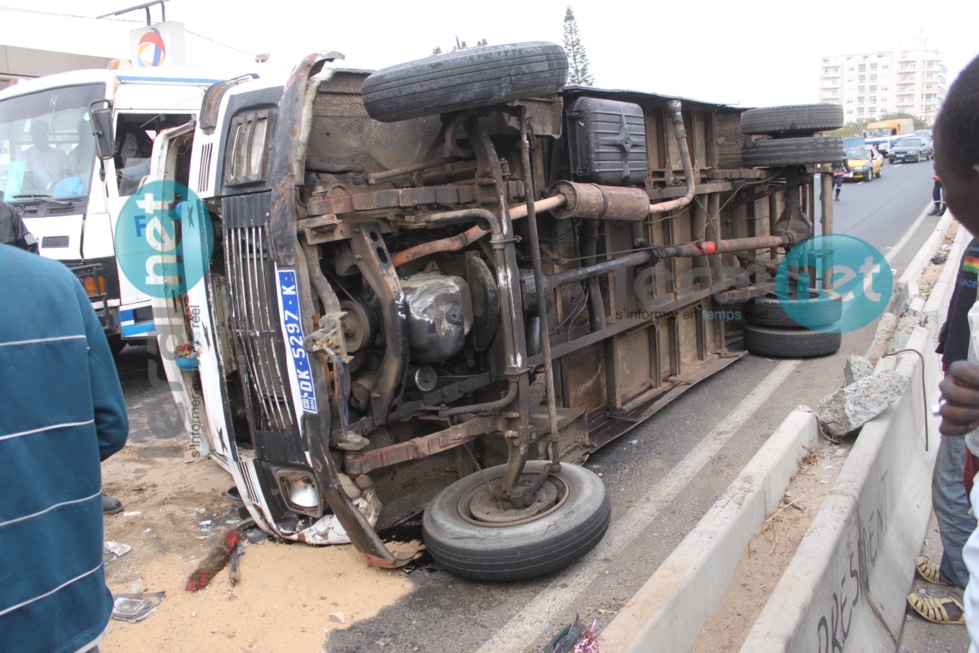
[744,292,842,329]
[742,323,842,358]
[742,137,845,168]
[740,104,844,136]
[423,461,611,581]
[362,42,569,123]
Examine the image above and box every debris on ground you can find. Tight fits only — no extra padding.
[185,528,243,592]
[111,591,166,623]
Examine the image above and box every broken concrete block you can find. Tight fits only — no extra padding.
[844,355,875,385]
[817,370,909,437]
[866,312,899,365]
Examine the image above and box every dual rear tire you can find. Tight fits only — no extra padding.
[742,293,842,358]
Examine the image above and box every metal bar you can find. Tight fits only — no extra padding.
[343,417,498,475]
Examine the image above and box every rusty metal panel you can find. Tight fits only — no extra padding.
[613,328,652,403]
[565,344,608,413]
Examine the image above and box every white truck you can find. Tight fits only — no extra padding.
[0,65,257,352]
[148,45,846,580]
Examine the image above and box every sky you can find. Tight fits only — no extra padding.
[0,0,975,109]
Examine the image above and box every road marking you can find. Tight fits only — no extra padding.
[885,204,931,263]
[476,359,801,653]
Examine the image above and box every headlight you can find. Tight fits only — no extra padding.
[274,468,322,517]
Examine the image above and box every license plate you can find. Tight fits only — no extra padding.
[277,269,318,413]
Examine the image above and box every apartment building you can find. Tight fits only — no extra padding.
[818,39,946,125]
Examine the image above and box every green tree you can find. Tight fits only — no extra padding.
[563,6,594,86]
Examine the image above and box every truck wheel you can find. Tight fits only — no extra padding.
[423,461,611,581]
[742,323,841,358]
[744,292,842,329]
[740,104,844,136]
[362,42,568,123]
[742,137,845,168]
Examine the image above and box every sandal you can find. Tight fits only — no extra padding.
[907,592,965,625]
[915,556,947,585]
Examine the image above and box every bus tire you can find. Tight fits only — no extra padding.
[740,104,844,136]
[742,323,842,358]
[744,292,842,329]
[423,461,610,581]
[362,42,568,123]
[742,137,845,168]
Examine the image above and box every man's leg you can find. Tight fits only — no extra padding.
[934,435,976,587]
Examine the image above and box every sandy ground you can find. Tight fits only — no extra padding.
[99,440,415,653]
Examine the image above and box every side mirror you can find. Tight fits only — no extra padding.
[89,101,114,160]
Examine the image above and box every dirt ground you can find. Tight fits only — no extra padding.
[99,440,417,653]
[688,442,846,652]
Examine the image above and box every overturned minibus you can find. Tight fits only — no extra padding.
[146,43,843,580]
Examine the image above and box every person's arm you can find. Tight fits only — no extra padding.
[74,279,128,459]
[939,360,979,435]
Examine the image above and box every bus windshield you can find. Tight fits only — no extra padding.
[865,128,891,138]
[0,83,105,206]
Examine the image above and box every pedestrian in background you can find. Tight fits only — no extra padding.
[931,174,948,216]
[832,157,850,201]
[0,243,129,653]
[931,52,979,653]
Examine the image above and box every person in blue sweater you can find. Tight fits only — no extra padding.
[0,243,128,653]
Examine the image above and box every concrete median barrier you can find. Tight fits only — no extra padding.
[740,325,940,651]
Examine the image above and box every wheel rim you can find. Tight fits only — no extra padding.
[458,470,570,527]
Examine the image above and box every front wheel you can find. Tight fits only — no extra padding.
[423,461,611,581]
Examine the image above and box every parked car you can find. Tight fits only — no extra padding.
[844,145,882,181]
[887,136,933,163]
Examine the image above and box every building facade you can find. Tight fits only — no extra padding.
[818,39,946,125]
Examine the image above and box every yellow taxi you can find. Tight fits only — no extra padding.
[844,145,883,182]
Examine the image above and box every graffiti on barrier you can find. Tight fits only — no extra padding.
[816,548,861,653]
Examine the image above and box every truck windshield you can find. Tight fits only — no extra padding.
[0,83,104,207]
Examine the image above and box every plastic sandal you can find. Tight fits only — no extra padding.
[907,592,965,625]
[916,556,947,585]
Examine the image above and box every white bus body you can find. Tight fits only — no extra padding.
[0,66,256,350]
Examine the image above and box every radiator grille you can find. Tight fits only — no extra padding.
[225,222,296,435]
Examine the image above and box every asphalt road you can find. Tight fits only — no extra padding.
[113,157,941,653]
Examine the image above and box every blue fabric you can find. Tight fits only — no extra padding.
[0,244,128,653]
[934,432,976,587]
